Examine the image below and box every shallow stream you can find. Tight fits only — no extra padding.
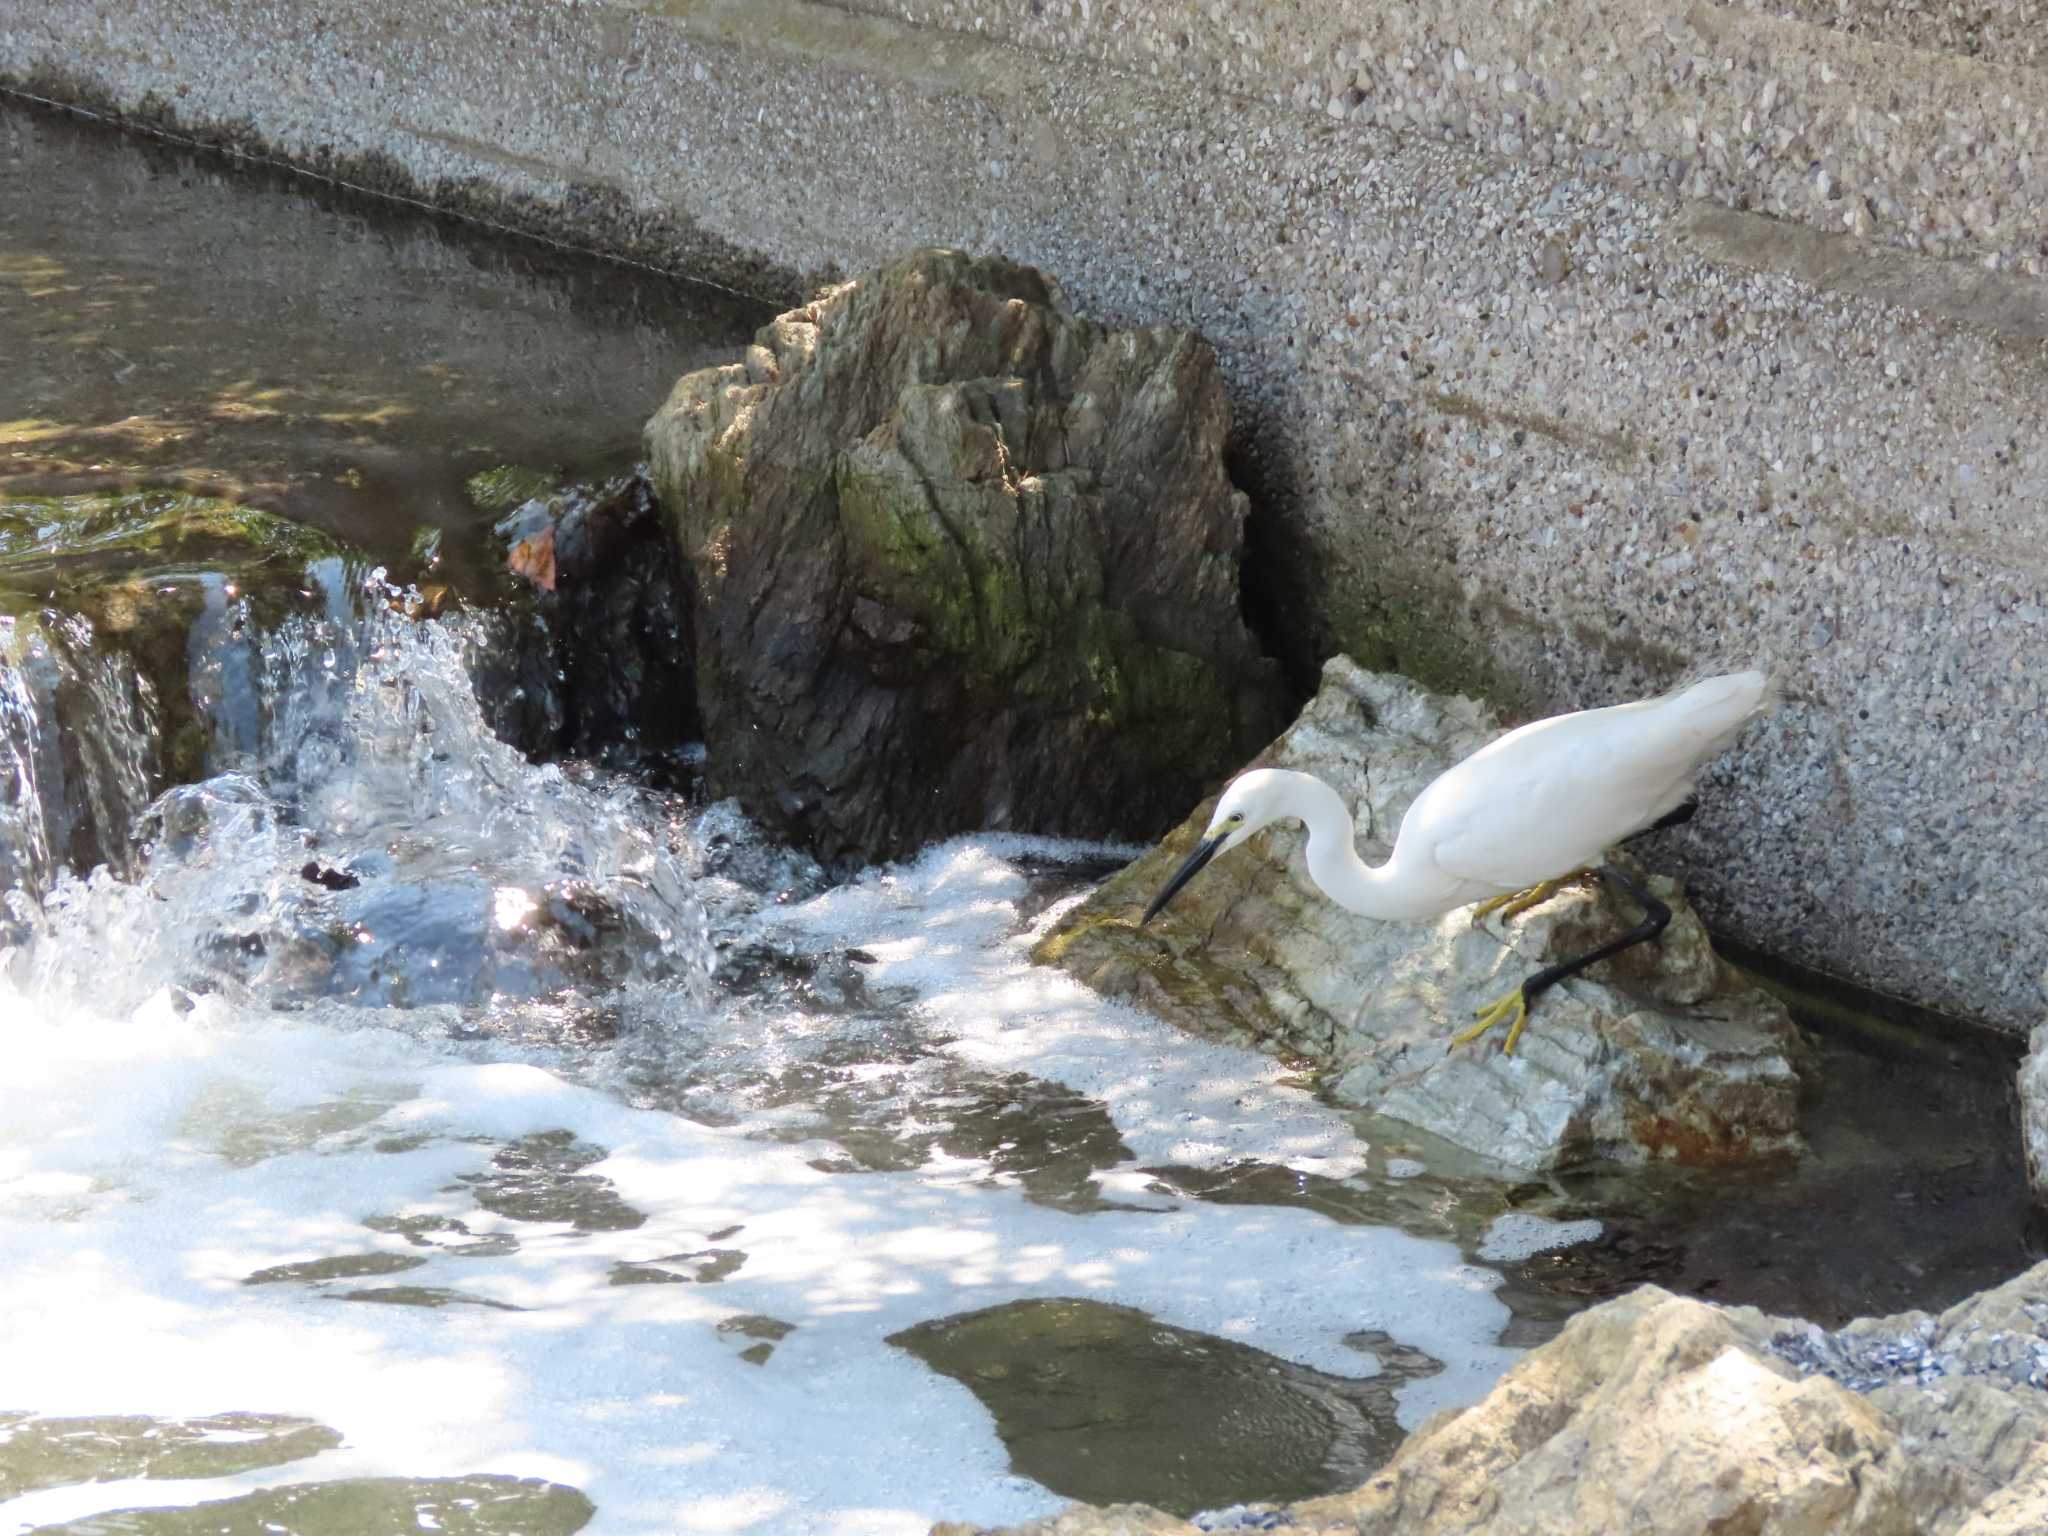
[0,99,2037,1535]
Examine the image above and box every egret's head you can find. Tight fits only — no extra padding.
[1140,769,1294,925]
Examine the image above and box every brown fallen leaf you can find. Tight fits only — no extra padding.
[508,524,557,592]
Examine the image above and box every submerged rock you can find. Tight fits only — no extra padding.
[896,1297,1436,1517]
[104,768,685,1028]
[0,1410,341,1499]
[254,871,669,1017]
[27,1472,595,1534]
[465,463,563,516]
[1036,657,1804,1171]
[940,1261,2048,1536]
[644,248,1284,867]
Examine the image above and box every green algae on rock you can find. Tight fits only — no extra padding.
[1035,657,1806,1172]
[25,1472,594,1535]
[644,247,1286,868]
[0,1411,342,1501]
[0,492,338,594]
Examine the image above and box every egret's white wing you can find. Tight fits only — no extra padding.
[1414,707,1697,890]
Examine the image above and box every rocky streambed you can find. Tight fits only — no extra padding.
[624,246,2046,1532]
[3,97,2043,1536]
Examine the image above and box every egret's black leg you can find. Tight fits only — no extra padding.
[1454,864,1672,1053]
[1623,799,1698,844]
[1517,864,1671,1008]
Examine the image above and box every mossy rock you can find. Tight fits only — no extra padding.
[0,491,339,598]
[644,249,1287,866]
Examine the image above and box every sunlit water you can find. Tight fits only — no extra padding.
[0,100,772,585]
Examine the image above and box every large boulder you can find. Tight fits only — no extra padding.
[1036,657,1805,1171]
[937,1262,2048,1536]
[643,248,1285,868]
[1311,1273,2048,1536]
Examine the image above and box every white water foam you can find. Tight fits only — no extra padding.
[0,836,1523,1534]
[759,836,1382,1180]
[1477,1212,1605,1262]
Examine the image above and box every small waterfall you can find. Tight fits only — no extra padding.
[0,635,57,899]
[0,612,163,902]
[2,566,716,1030]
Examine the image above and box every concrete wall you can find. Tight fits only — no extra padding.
[842,0,2048,273]
[5,0,2045,1032]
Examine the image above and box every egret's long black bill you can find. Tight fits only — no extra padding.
[1141,834,1225,925]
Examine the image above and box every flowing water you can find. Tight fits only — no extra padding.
[0,97,2038,1536]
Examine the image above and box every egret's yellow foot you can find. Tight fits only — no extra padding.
[1450,986,1531,1054]
[1470,876,1576,925]
[1468,889,1526,924]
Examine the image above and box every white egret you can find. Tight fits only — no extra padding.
[1141,669,1772,1053]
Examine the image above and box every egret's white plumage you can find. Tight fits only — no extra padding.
[1141,668,1773,1050]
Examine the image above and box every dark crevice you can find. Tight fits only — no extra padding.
[1225,416,1320,706]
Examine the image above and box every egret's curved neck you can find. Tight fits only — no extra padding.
[1284,773,1446,922]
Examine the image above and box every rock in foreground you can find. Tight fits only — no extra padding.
[936,1261,2048,1536]
[644,248,1284,868]
[1036,658,1803,1171]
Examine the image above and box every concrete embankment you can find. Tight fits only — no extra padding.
[5,0,2044,1031]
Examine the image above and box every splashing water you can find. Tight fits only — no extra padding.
[0,611,161,900]
[0,630,58,897]
[0,107,1554,1533]
[1,566,717,1036]
[0,564,1530,1535]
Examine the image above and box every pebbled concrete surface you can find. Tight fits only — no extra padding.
[840,0,2048,274]
[3,0,2045,1032]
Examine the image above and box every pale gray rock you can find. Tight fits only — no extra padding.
[2020,1023,2048,1207]
[1309,1263,2048,1536]
[932,1510,1192,1536]
[1036,657,1804,1171]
